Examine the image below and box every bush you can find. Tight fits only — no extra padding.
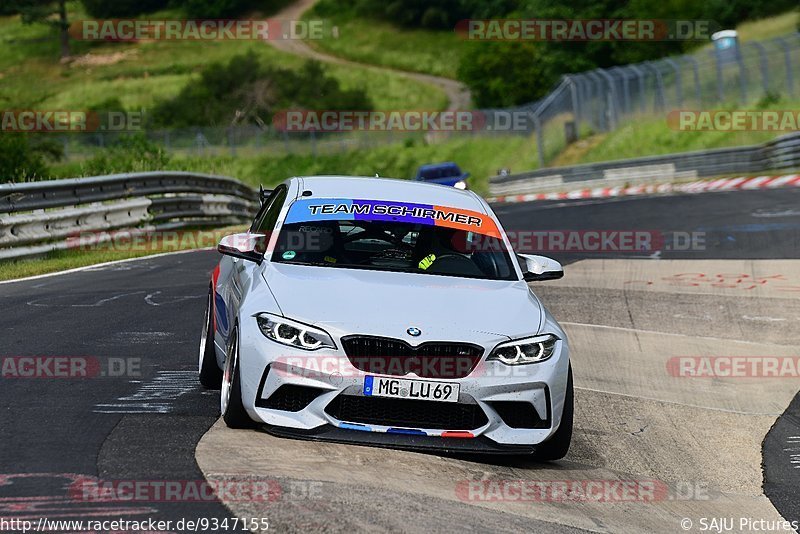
[315,0,519,29]
[0,135,62,182]
[150,52,372,128]
[457,41,592,107]
[181,0,274,18]
[78,134,170,176]
[82,0,291,18]
[81,0,170,17]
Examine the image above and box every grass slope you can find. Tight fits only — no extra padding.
[305,5,799,81]
[0,2,447,112]
[305,13,462,79]
[51,133,540,195]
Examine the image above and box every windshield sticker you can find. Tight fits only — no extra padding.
[418,253,436,270]
[282,250,297,260]
[284,198,501,238]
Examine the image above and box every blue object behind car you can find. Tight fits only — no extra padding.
[414,162,469,189]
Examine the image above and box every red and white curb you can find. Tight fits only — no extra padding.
[487,174,800,204]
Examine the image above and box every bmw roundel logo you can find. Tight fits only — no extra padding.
[407,327,422,337]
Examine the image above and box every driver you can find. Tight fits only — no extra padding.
[416,227,466,271]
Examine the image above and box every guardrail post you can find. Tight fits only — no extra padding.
[713,49,725,103]
[585,71,606,131]
[736,46,748,103]
[607,67,630,116]
[580,75,591,127]
[227,128,236,157]
[580,75,591,129]
[644,62,665,112]
[619,68,632,115]
[533,113,545,168]
[628,65,647,114]
[683,56,702,106]
[597,69,618,130]
[664,58,683,108]
[752,42,770,95]
[566,76,581,132]
[777,37,795,95]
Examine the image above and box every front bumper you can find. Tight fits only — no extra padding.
[262,424,538,455]
[236,316,571,448]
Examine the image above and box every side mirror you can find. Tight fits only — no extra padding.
[518,254,563,282]
[258,186,272,206]
[218,233,266,264]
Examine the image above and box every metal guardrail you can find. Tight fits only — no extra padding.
[490,131,800,197]
[0,172,260,260]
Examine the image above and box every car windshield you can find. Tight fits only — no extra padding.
[271,198,516,280]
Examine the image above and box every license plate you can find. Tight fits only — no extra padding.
[363,375,459,403]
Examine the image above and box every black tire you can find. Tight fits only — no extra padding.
[199,288,223,389]
[535,365,573,461]
[221,326,255,429]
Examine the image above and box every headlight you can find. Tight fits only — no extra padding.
[255,313,335,350]
[454,180,467,190]
[488,334,559,365]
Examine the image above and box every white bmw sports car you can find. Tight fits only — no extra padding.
[199,176,573,458]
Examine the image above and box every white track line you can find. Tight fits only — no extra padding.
[561,321,796,347]
[574,386,781,416]
[0,248,214,286]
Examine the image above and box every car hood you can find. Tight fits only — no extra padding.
[262,263,543,343]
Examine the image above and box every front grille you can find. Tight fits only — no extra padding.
[325,394,488,430]
[489,401,549,429]
[341,335,484,379]
[257,384,325,412]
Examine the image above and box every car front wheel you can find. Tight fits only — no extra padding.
[221,326,254,429]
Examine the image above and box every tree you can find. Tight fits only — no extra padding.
[457,41,592,107]
[6,0,71,59]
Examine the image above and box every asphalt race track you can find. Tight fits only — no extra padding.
[1,188,798,533]
[0,252,233,531]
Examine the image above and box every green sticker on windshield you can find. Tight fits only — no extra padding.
[282,250,296,260]
[418,253,436,270]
